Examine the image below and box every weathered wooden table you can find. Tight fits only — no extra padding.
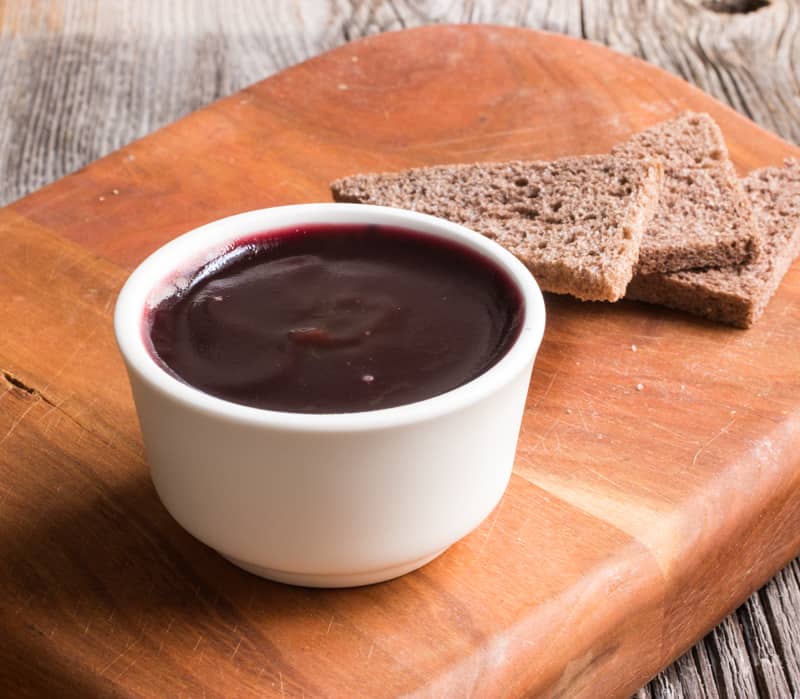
[2,2,799,697]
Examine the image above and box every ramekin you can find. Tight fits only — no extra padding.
[114,203,545,587]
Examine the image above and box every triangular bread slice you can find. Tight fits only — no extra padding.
[626,159,800,328]
[612,112,760,274]
[331,155,662,302]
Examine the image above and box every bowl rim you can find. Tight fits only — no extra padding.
[114,203,546,433]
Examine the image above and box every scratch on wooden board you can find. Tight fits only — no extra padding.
[326,616,335,635]
[98,638,138,676]
[279,671,285,696]
[40,328,99,395]
[405,125,547,150]
[0,397,40,447]
[410,113,631,153]
[636,416,694,443]
[528,417,562,453]
[533,369,558,409]
[39,409,59,438]
[478,505,501,557]
[193,634,203,652]
[455,140,556,157]
[691,417,737,467]
[583,464,622,490]
[38,395,73,435]
[573,406,589,432]
[45,247,83,283]
[577,388,600,414]
[64,396,95,424]
[231,637,243,660]
[114,655,139,682]
[553,428,562,453]
[630,476,682,503]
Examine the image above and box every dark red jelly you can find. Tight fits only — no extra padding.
[147,224,523,413]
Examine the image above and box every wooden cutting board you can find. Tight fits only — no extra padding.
[2,24,799,698]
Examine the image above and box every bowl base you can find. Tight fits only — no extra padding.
[221,547,449,588]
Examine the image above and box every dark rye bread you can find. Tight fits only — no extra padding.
[331,156,663,302]
[612,112,760,274]
[627,159,800,328]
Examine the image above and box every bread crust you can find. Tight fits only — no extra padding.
[613,112,761,274]
[626,159,800,327]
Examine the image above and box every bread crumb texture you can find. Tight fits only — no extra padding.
[627,159,800,328]
[613,112,760,274]
[332,155,662,302]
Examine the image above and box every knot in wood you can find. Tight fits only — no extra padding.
[701,0,770,13]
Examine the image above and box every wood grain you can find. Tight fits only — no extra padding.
[2,24,800,698]
[1,0,798,208]
[2,3,800,697]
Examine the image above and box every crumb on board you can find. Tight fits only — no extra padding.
[631,344,638,352]
[636,383,644,391]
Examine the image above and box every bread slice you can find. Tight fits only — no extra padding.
[612,112,760,274]
[331,156,663,302]
[626,159,800,328]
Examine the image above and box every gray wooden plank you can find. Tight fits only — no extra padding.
[740,587,793,696]
[2,0,798,205]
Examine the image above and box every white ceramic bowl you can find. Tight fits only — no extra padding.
[114,203,545,587]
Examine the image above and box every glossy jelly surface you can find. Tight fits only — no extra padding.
[147,224,523,413]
